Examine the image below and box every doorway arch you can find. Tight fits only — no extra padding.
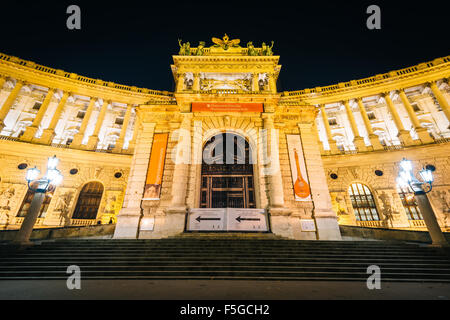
[72,181,104,220]
[200,133,256,208]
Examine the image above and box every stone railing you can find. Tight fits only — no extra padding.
[70,219,96,226]
[356,220,385,228]
[0,52,174,98]
[321,136,450,156]
[281,55,450,100]
[409,220,427,228]
[12,217,45,226]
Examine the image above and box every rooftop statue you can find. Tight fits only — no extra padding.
[261,41,274,56]
[247,42,258,56]
[195,41,206,56]
[178,39,191,55]
[212,34,241,50]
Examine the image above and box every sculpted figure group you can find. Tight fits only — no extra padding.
[178,35,274,56]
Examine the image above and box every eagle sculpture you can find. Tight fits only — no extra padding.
[211,34,240,50]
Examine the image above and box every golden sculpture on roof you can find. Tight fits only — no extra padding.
[177,35,274,56]
[211,34,241,50]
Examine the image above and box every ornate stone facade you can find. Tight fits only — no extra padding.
[0,38,449,237]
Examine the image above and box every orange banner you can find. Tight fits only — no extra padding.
[192,102,263,113]
[143,133,168,199]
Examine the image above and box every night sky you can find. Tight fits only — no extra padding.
[1,0,448,92]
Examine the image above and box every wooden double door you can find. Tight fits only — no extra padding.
[200,133,256,209]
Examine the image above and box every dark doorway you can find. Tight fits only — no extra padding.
[200,133,255,208]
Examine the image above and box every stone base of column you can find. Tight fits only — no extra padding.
[268,207,292,216]
[368,134,384,150]
[327,139,340,154]
[71,133,85,149]
[353,136,367,152]
[164,206,188,214]
[86,135,99,150]
[38,129,56,145]
[314,215,342,240]
[20,126,38,142]
[397,130,414,146]
[113,208,142,239]
[126,142,136,154]
[112,139,124,153]
[416,127,434,144]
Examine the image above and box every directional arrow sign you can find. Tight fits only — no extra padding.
[196,216,221,223]
[236,216,261,223]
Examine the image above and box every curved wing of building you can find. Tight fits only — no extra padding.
[0,38,449,239]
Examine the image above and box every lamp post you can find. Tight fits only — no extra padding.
[13,155,63,246]
[396,158,448,247]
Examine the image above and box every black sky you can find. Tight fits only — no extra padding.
[1,0,448,91]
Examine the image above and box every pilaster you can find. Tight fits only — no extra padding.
[297,122,341,240]
[114,121,156,239]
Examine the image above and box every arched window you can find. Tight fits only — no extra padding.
[348,183,380,221]
[17,189,54,218]
[72,182,104,220]
[398,187,423,220]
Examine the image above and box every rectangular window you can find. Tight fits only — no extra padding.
[32,102,42,110]
[367,112,376,120]
[412,103,421,112]
[328,118,337,126]
[77,111,86,119]
[115,117,124,125]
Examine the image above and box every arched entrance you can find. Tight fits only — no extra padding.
[200,133,256,208]
[72,182,104,220]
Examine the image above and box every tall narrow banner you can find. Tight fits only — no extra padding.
[143,133,168,200]
[286,134,312,201]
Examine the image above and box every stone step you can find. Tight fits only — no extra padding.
[1,238,449,282]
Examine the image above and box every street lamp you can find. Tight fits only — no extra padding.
[13,155,63,245]
[396,158,448,247]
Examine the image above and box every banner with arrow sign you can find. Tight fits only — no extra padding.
[186,208,269,232]
[227,208,268,231]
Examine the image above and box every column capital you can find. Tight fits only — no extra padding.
[380,91,392,98]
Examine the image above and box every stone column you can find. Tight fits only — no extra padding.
[21,88,55,142]
[114,121,156,239]
[72,98,97,148]
[86,100,109,150]
[127,117,139,154]
[319,105,339,154]
[0,80,24,131]
[0,76,6,90]
[430,81,450,122]
[262,113,288,214]
[166,113,192,213]
[268,73,277,93]
[113,104,133,153]
[39,91,70,145]
[176,73,185,92]
[383,92,414,146]
[252,73,259,92]
[398,89,434,144]
[193,73,200,91]
[343,100,366,151]
[297,122,341,240]
[356,98,383,150]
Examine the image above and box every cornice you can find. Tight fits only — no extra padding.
[280,56,450,105]
[0,52,175,105]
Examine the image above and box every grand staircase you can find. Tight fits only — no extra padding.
[1,234,450,281]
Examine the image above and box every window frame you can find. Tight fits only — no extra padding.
[348,183,380,221]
